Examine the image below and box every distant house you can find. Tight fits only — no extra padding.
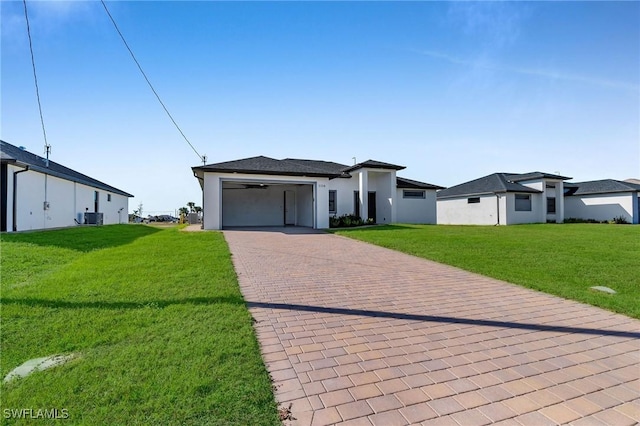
[565,179,640,224]
[1,140,133,232]
[192,156,443,230]
[437,172,571,225]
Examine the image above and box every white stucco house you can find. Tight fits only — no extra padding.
[564,179,640,224]
[437,172,571,225]
[192,156,443,230]
[1,140,133,232]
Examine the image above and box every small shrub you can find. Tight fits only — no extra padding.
[329,216,341,228]
[613,215,629,224]
[564,218,604,224]
[329,214,367,228]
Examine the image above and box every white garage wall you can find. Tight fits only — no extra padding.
[437,195,499,225]
[565,193,637,223]
[396,189,438,224]
[296,185,314,227]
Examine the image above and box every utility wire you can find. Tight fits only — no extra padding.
[22,0,49,155]
[100,0,204,162]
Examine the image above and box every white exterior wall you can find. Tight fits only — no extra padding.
[6,164,129,232]
[565,192,638,224]
[349,168,397,224]
[396,189,438,224]
[368,170,395,224]
[328,177,358,217]
[203,172,329,230]
[504,192,544,225]
[520,179,564,223]
[437,195,500,225]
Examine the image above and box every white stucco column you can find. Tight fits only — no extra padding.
[315,180,330,229]
[203,174,222,230]
[556,182,564,223]
[359,170,368,221]
[389,171,397,223]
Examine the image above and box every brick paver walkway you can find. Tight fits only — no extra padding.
[223,227,640,426]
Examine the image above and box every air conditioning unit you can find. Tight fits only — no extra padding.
[84,212,104,225]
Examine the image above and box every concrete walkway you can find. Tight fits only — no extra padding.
[223,227,640,426]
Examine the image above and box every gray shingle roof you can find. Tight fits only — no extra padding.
[283,158,350,175]
[505,171,572,182]
[567,179,640,196]
[437,173,544,199]
[194,156,445,191]
[396,176,444,190]
[193,156,344,178]
[342,159,406,173]
[1,140,133,197]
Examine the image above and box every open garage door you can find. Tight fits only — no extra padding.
[221,181,314,228]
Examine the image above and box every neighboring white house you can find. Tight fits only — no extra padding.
[1,140,133,232]
[192,156,443,230]
[437,172,571,225]
[564,179,640,224]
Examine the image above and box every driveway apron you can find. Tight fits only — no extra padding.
[223,228,640,426]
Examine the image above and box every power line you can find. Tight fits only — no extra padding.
[22,0,50,159]
[100,0,204,163]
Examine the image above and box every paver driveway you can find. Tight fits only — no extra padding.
[223,227,640,426]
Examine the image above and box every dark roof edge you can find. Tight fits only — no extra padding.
[192,166,340,179]
[342,160,406,173]
[437,188,542,199]
[396,176,445,190]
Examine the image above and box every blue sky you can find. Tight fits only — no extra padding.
[2,1,639,215]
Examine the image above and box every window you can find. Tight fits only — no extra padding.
[515,194,532,211]
[547,197,556,214]
[353,191,360,217]
[107,194,112,202]
[467,197,480,204]
[546,183,556,189]
[403,190,425,199]
[329,190,337,213]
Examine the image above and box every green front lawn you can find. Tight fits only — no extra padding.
[334,224,640,319]
[1,225,279,425]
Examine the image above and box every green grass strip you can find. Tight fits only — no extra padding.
[1,225,279,425]
[335,224,640,319]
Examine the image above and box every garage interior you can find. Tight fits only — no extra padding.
[221,180,315,228]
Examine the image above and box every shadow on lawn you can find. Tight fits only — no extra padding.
[3,297,638,339]
[332,224,417,233]
[0,224,161,252]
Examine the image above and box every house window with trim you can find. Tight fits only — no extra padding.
[329,190,337,214]
[107,194,112,202]
[515,194,532,211]
[547,197,556,214]
[467,197,480,204]
[403,190,425,199]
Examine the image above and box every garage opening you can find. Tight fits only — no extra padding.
[221,180,314,228]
